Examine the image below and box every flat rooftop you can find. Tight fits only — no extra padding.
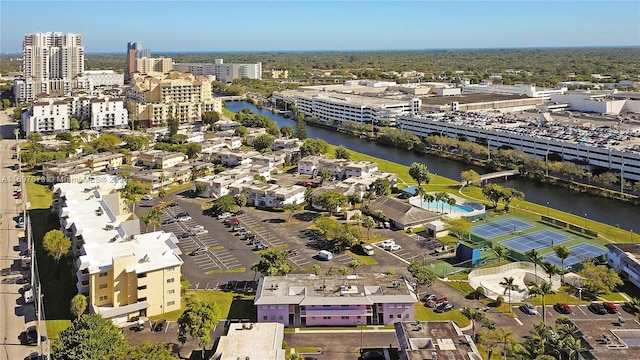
[255,274,418,306]
[573,319,640,360]
[214,322,285,360]
[395,321,481,360]
[419,93,525,105]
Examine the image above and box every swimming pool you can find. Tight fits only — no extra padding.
[421,200,479,213]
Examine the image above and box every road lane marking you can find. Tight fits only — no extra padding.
[514,318,523,325]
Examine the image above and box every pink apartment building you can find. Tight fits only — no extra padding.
[254,274,419,327]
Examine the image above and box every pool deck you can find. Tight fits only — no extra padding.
[409,193,485,219]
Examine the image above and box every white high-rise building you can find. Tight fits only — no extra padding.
[14,32,85,103]
[173,59,262,82]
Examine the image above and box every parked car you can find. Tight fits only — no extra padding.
[217,212,231,220]
[235,210,246,216]
[141,195,153,201]
[189,225,205,232]
[225,218,240,226]
[520,302,538,315]
[153,319,166,332]
[254,243,268,251]
[176,211,189,218]
[162,218,176,224]
[24,328,38,345]
[554,302,573,314]
[190,247,207,256]
[603,301,618,314]
[192,229,209,236]
[166,202,179,208]
[387,244,402,252]
[16,275,29,284]
[176,232,192,239]
[589,302,608,315]
[23,288,35,304]
[176,215,192,222]
[435,302,455,313]
[316,250,333,261]
[18,219,25,228]
[231,226,246,232]
[378,239,396,249]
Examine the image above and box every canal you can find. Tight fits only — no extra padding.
[225,101,639,232]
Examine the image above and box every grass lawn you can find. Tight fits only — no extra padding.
[46,319,72,340]
[222,108,235,119]
[447,273,469,281]
[294,347,322,354]
[527,292,588,306]
[600,292,629,302]
[414,304,471,328]
[479,298,513,315]
[24,173,53,209]
[151,290,256,323]
[347,250,378,265]
[167,182,194,194]
[446,280,475,296]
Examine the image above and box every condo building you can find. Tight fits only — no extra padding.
[75,70,125,93]
[173,59,262,82]
[51,176,183,323]
[125,42,151,81]
[13,32,85,103]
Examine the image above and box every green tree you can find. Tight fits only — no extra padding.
[213,194,236,214]
[282,203,303,223]
[478,329,501,360]
[122,135,150,151]
[310,264,322,276]
[318,169,331,182]
[70,294,87,319]
[234,125,247,137]
[482,183,504,208]
[170,134,189,144]
[69,117,80,131]
[408,162,431,187]
[119,342,176,360]
[493,245,507,264]
[202,111,220,129]
[447,218,470,240]
[280,125,295,138]
[407,260,436,295]
[338,266,350,275]
[580,262,623,294]
[334,145,351,160]
[314,191,348,216]
[362,216,376,241]
[526,248,543,280]
[370,177,391,196]
[252,133,275,151]
[553,245,572,283]
[92,133,122,152]
[300,138,328,157]
[461,169,481,186]
[119,180,143,213]
[251,249,294,277]
[167,115,179,137]
[142,207,164,232]
[461,307,488,340]
[53,314,129,360]
[501,187,525,212]
[235,193,248,208]
[185,142,202,158]
[528,281,554,324]
[177,296,217,357]
[500,276,519,313]
[43,229,71,262]
[296,113,307,140]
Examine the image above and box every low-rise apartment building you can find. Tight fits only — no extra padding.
[218,149,261,167]
[193,164,270,198]
[212,322,285,360]
[21,96,128,135]
[254,274,418,327]
[43,152,125,183]
[606,244,640,290]
[243,184,306,208]
[395,321,482,360]
[298,156,382,180]
[137,150,186,169]
[131,165,193,194]
[51,176,183,324]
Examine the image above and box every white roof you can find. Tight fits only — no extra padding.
[215,323,285,360]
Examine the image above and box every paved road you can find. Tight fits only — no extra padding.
[0,110,47,359]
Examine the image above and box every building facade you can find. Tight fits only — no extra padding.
[76,70,125,93]
[173,59,262,82]
[125,41,151,81]
[14,32,85,103]
[254,274,418,327]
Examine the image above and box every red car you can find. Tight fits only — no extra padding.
[554,302,573,314]
[225,217,239,226]
[16,192,22,199]
[603,302,618,314]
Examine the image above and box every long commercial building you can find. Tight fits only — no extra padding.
[13,32,85,103]
[51,176,183,324]
[173,59,262,82]
[397,113,640,182]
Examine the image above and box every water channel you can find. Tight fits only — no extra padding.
[225,101,639,233]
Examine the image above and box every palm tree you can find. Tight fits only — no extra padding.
[541,261,562,283]
[461,307,487,340]
[560,333,585,360]
[478,329,500,360]
[493,245,507,264]
[553,245,572,283]
[447,197,457,213]
[529,280,554,324]
[531,322,554,356]
[500,276,519,313]
[526,248,543,280]
[496,327,514,359]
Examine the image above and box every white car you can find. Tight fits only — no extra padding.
[141,195,153,201]
[192,229,209,236]
[190,225,204,232]
[387,244,402,252]
[217,212,231,220]
[378,239,396,249]
[177,216,192,222]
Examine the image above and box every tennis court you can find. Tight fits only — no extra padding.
[472,218,534,239]
[501,230,570,253]
[544,243,607,268]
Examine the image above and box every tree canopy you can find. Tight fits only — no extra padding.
[251,249,294,276]
[53,314,130,360]
[409,162,431,187]
[177,296,217,354]
[43,229,71,262]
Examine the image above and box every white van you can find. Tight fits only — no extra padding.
[23,288,34,304]
[362,245,375,256]
[316,250,333,261]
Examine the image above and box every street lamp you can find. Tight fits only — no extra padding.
[621,162,626,194]
[546,201,550,217]
[584,213,588,229]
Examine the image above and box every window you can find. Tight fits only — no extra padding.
[404,314,409,318]
[99,272,108,277]
[397,304,402,308]
[270,305,276,310]
[341,316,350,319]
[166,278,175,283]
[167,289,175,294]
[263,316,268,320]
[278,305,284,310]
[99,295,107,301]
[323,316,330,320]
[99,284,107,289]
[397,314,402,318]
[270,315,275,320]
[167,267,175,272]
[138,297,147,302]
[137,273,147,278]
[389,314,394,319]
[262,305,268,310]
[405,304,411,308]
[167,301,175,306]
[278,315,283,320]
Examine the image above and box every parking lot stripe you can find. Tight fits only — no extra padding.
[577,305,587,316]
[514,318,524,325]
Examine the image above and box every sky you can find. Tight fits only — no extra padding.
[1,1,639,53]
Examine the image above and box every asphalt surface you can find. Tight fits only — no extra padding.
[0,109,47,360]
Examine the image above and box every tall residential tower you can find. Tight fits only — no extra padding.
[126,41,151,81]
[13,32,85,103]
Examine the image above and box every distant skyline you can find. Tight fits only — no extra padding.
[1,1,639,54]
